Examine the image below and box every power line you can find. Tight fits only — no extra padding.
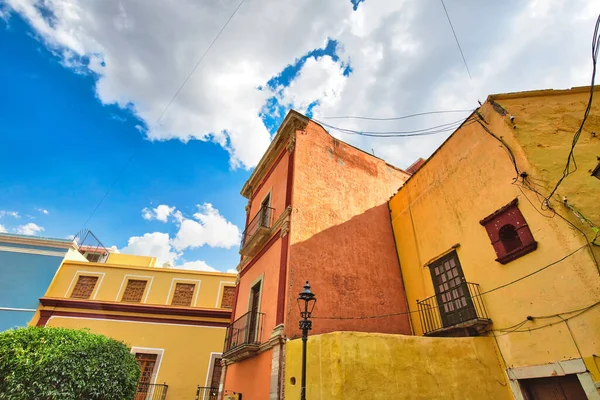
[312,244,587,320]
[439,0,472,80]
[544,13,600,205]
[81,0,247,228]
[318,109,474,121]
[313,116,478,138]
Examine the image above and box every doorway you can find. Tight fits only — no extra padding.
[520,375,587,400]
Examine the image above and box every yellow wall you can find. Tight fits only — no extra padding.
[388,89,600,384]
[46,316,225,400]
[285,331,512,400]
[106,252,156,267]
[46,260,236,308]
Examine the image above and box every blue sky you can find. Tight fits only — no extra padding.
[0,9,341,272]
[1,0,596,271]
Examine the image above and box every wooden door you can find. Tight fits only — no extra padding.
[520,375,587,400]
[429,252,476,327]
[260,194,271,227]
[247,282,261,343]
[135,353,157,400]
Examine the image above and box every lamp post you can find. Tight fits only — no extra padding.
[297,280,316,400]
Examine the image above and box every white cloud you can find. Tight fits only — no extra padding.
[36,208,49,215]
[142,204,176,222]
[5,0,597,170]
[171,203,241,251]
[177,260,218,272]
[121,232,180,267]
[226,268,238,274]
[0,210,20,218]
[65,234,75,240]
[15,223,44,235]
[0,225,6,233]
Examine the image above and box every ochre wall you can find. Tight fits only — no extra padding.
[106,252,156,267]
[222,350,272,400]
[284,332,512,400]
[286,121,412,338]
[45,261,236,309]
[46,316,225,400]
[389,91,600,383]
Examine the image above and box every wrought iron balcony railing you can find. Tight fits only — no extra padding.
[195,386,219,400]
[134,382,168,400]
[223,311,265,361]
[417,282,490,336]
[240,206,274,256]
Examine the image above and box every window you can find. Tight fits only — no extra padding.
[135,353,157,397]
[70,276,98,299]
[221,286,235,309]
[248,282,261,343]
[122,280,147,303]
[480,199,537,264]
[171,283,195,306]
[592,157,600,179]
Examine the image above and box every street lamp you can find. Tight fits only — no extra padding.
[297,281,316,400]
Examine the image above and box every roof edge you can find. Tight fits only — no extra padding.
[241,110,309,199]
[489,85,600,102]
[0,233,75,250]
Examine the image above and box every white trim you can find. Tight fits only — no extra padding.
[577,373,600,399]
[507,359,587,380]
[165,278,202,306]
[0,307,36,312]
[47,315,227,329]
[204,352,223,387]
[64,271,106,300]
[115,275,154,303]
[0,245,66,257]
[215,281,236,308]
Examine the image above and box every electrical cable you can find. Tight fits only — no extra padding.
[81,0,247,228]
[544,14,600,205]
[313,116,478,138]
[440,0,472,80]
[317,109,474,121]
[312,245,587,320]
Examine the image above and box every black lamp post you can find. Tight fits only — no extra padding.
[297,280,316,400]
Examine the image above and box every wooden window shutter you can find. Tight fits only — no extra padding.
[70,276,98,299]
[221,286,236,309]
[121,280,147,303]
[171,283,195,306]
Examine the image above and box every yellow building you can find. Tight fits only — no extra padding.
[32,251,237,400]
[389,86,600,399]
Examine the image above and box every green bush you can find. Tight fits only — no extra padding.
[0,326,140,400]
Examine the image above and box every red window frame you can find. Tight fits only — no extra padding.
[479,198,537,264]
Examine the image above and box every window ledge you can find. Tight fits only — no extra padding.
[495,241,538,265]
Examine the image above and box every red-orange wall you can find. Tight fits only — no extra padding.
[285,121,412,338]
[223,349,272,400]
[247,149,290,223]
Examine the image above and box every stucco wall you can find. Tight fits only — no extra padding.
[106,252,156,267]
[389,91,600,384]
[45,261,236,309]
[285,331,512,400]
[46,316,225,400]
[223,349,273,400]
[286,121,412,339]
[0,248,67,330]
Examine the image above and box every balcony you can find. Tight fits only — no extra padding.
[417,282,491,337]
[222,311,265,362]
[239,206,275,257]
[134,382,168,400]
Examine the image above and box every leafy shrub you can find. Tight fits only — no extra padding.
[0,326,140,400]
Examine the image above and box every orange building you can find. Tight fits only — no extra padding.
[221,111,413,399]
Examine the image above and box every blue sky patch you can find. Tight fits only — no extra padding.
[350,0,365,11]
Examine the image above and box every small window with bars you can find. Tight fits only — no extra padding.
[221,286,235,309]
[171,283,195,306]
[70,275,99,299]
[121,279,148,303]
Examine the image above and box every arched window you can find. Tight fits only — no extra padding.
[499,224,522,253]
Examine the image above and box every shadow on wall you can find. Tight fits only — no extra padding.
[286,203,412,339]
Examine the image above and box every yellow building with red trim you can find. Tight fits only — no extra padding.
[32,251,237,400]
